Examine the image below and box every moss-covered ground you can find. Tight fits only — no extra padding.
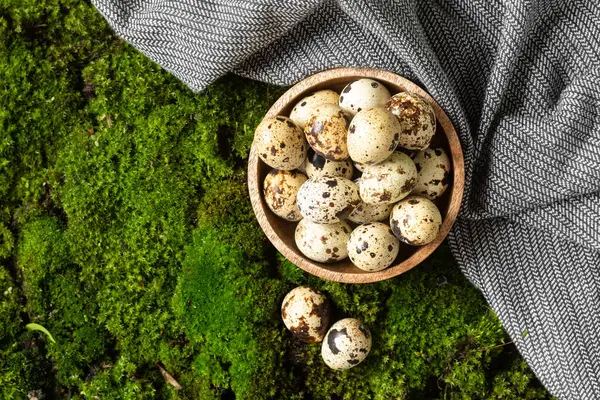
[0,1,551,398]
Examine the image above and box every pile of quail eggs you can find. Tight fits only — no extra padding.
[281,286,371,370]
[255,78,451,272]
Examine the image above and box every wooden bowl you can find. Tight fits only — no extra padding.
[248,68,464,284]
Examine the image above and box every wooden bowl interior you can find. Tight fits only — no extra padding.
[249,69,463,283]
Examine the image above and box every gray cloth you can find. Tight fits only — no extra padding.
[91,0,600,398]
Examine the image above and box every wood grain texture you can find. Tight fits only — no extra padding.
[248,67,464,284]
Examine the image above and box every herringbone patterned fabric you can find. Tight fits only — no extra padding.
[91,0,600,398]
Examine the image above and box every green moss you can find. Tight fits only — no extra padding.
[18,217,112,388]
[0,264,53,397]
[173,227,289,399]
[488,360,550,399]
[268,246,546,400]
[173,178,294,399]
[0,0,549,398]
[77,357,157,399]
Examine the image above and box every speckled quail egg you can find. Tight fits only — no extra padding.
[390,196,442,245]
[305,104,350,161]
[296,176,360,224]
[263,169,308,221]
[295,219,351,263]
[297,160,307,174]
[321,318,371,370]
[354,161,366,172]
[347,222,400,272]
[360,152,417,205]
[347,107,402,165]
[305,150,353,179]
[396,147,416,158]
[348,179,393,224]
[254,116,307,170]
[290,90,340,129]
[281,286,331,343]
[339,79,391,116]
[411,148,451,200]
[386,92,436,150]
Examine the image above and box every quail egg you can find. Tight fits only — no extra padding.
[390,196,442,245]
[296,176,360,224]
[348,179,393,224]
[339,79,391,116]
[411,148,451,200]
[281,286,331,343]
[321,318,371,370]
[305,104,350,161]
[295,219,351,263]
[254,116,307,170]
[347,107,402,165]
[347,222,400,272]
[263,169,308,221]
[396,147,416,158]
[354,161,366,172]
[386,92,436,150]
[360,152,417,204]
[290,90,340,129]
[305,150,353,179]
[297,160,307,174]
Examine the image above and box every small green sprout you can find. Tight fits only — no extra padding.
[26,323,56,344]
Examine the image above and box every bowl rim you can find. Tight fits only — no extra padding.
[248,67,464,284]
